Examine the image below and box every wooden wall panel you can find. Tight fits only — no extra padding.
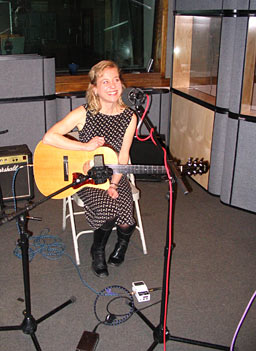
[241,17,256,115]
[169,94,214,189]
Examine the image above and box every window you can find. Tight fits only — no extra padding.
[1,0,157,72]
[172,15,221,105]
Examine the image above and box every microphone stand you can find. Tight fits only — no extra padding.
[0,129,9,218]
[0,174,92,351]
[0,185,5,218]
[132,102,229,350]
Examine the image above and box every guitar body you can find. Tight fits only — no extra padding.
[33,141,118,199]
[33,141,208,200]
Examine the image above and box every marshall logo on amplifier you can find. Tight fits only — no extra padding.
[0,145,34,202]
[0,165,19,173]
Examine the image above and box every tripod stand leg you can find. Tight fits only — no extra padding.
[0,184,5,217]
[148,340,159,351]
[0,324,22,331]
[36,297,76,324]
[31,333,42,351]
[133,304,155,331]
[167,334,230,350]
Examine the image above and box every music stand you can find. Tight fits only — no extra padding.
[0,176,90,351]
[131,97,230,351]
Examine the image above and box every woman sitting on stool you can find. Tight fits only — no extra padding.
[43,60,137,278]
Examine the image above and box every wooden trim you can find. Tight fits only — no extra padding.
[160,0,169,76]
[56,72,170,94]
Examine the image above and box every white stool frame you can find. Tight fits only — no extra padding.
[62,173,147,265]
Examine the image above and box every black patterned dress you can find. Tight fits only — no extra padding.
[77,105,136,229]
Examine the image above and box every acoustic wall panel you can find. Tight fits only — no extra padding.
[228,17,249,114]
[0,55,55,98]
[229,119,256,212]
[42,57,56,96]
[0,99,56,153]
[0,55,56,154]
[216,17,236,109]
[219,118,238,205]
[56,92,86,121]
[44,99,58,132]
[208,112,228,195]
[220,117,256,212]
[175,0,251,10]
[223,0,250,9]
[250,0,256,10]
[175,0,223,11]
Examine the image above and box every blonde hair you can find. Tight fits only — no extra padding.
[86,60,126,114]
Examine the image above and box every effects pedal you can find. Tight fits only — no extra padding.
[132,281,150,302]
[76,330,99,351]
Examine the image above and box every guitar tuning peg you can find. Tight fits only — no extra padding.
[187,157,192,166]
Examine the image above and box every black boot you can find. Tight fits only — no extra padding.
[91,228,112,278]
[90,218,116,278]
[108,224,136,267]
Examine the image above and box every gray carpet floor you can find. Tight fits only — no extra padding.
[0,178,255,351]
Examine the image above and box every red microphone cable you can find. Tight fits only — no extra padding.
[135,94,173,351]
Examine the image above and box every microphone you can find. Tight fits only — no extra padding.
[122,87,146,107]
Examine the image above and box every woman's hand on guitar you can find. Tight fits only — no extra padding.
[82,161,91,175]
[85,136,105,151]
[107,186,119,199]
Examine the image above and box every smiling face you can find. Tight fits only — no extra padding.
[93,67,123,106]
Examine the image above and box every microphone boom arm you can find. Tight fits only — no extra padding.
[134,104,189,195]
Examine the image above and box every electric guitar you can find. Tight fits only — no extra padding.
[33,141,209,199]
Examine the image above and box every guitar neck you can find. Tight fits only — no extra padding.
[109,164,166,175]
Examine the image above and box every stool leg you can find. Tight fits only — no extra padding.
[134,199,147,254]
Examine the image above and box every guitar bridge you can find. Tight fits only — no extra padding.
[63,156,69,181]
[72,173,94,189]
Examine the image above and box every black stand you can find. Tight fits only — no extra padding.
[132,100,229,350]
[0,184,5,218]
[0,129,9,218]
[0,212,75,351]
[132,188,229,350]
[0,176,90,351]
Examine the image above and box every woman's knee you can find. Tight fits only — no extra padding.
[100,217,117,231]
[117,223,136,235]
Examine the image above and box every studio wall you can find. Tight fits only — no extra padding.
[169,1,256,212]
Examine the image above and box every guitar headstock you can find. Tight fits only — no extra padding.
[181,158,209,176]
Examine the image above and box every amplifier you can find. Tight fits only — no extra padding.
[130,136,165,181]
[0,144,34,202]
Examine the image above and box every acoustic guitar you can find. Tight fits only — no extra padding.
[33,141,208,199]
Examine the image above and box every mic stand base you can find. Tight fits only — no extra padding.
[132,307,230,351]
[131,189,229,351]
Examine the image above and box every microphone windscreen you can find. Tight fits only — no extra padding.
[121,87,137,107]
